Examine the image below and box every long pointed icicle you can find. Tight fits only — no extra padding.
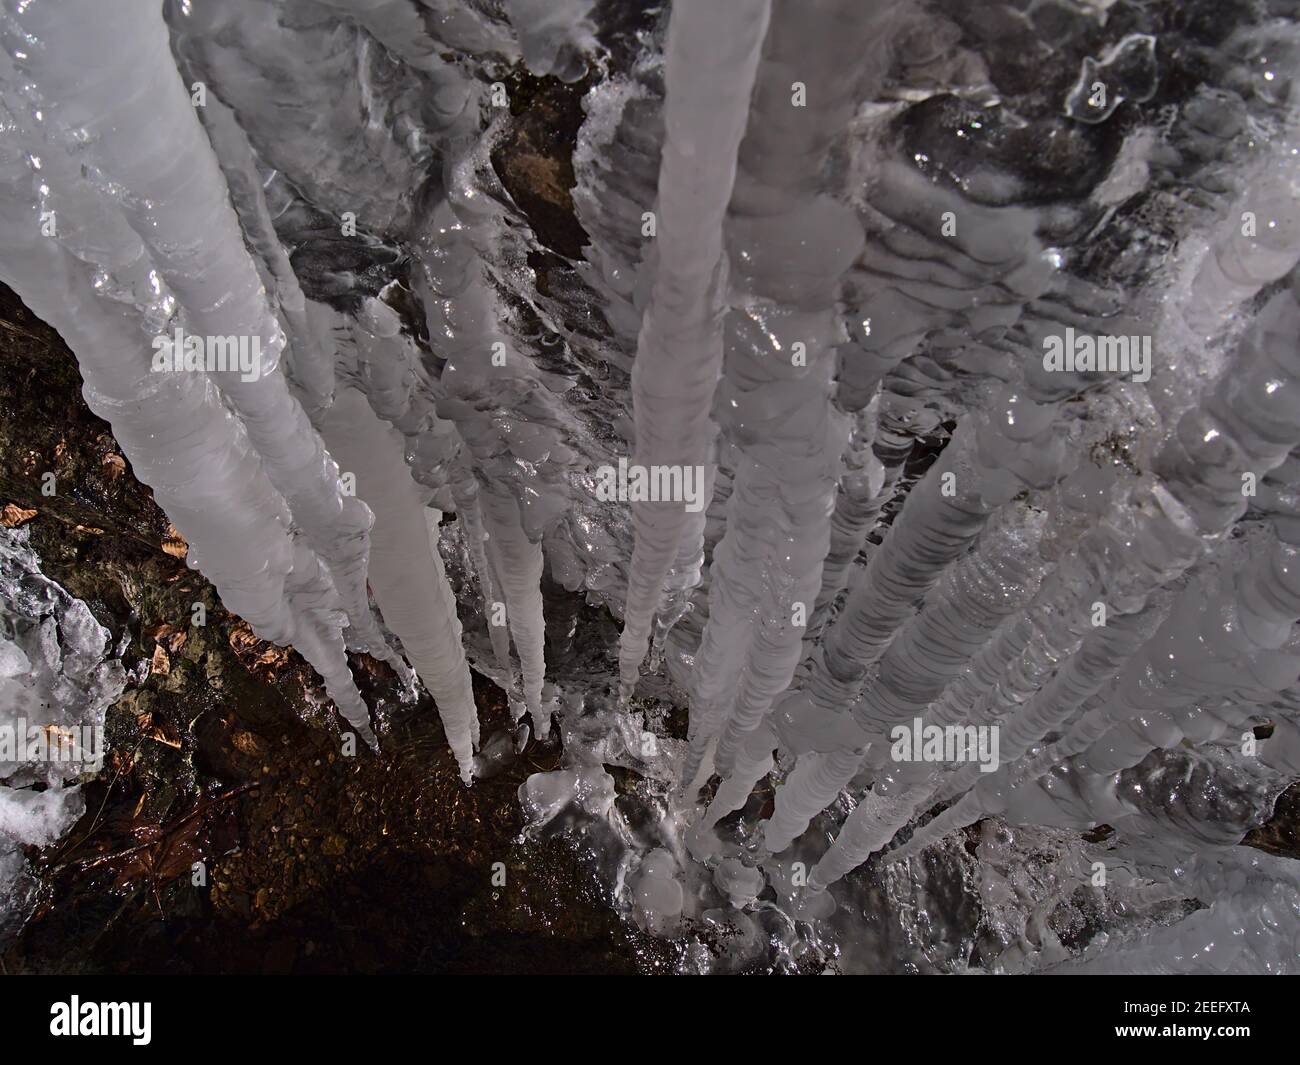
[318,389,480,781]
[695,726,776,837]
[616,0,772,699]
[452,472,518,700]
[0,114,377,747]
[762,388,1068,853]
[415,194,554,737]
[650,462,718,670]
[8,0,385,677]
[809,399,890,637]
[685,0,910,791]
[201,194,416,684]
[479,485,550,739]
[891,280,1300,866]
[192,94,338,418]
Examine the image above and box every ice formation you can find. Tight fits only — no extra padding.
[2,0,1300,973]
[616,0,771,700]
[0,529,124,933]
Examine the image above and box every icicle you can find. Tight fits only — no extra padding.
[479,484,551,739]
[165,0,474,235]
[679,475,771,784]
[502,0,597,83]
[8,0,390,683]
[414,192,556,736]
[0,121,377,747]
[571,73,662,364]
[318,388,479,780]
[452,473,518,699]
[617,0,772,699]
[650,461,718,671]
[684,0,913,787]
[761,748,862,855]
[891,282,1300,866]
[696,726,775,836]
[188,91,336,415]
[810,399,889,636]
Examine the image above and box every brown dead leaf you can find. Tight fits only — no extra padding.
[1,503,37,527]
[72,525,104,535]
[150,643,170,676]
[228,622,259,656]
[228,621,290,679]
[102,452,126,479]
[230,728,266,757]
[60,785,253,904]
[146,724,182,749]
[131,706,181,748]
[150,623,188,653]
[161,523,188,559]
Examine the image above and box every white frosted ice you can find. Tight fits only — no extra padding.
[319,388,480,779]
[616,0,772,699]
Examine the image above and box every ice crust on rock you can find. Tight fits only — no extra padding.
[0,529,124,932]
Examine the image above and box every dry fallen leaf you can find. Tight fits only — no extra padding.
[146,724,182,749]
[134,708,181,748]
[161,523,188,559]
[150,643,171,676]
[150,622,188,653]
[230,728,266,757]
[1,503,37,528]
[229,621,291,679]
[102,452,126,478]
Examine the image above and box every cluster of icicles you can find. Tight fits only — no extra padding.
[3,0,1300,970]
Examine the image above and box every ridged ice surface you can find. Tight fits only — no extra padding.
[2,0,1300,971]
